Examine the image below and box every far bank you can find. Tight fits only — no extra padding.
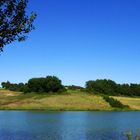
[0,89,140,111]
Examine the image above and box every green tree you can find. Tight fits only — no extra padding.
[27,76,64,93]
[44,76,63,92]
[130,84,140,96]
[1,81,11,89]
[0,0,36,52]
[120,84,131,96]
[27,78,46,92]
[86,79,118,95]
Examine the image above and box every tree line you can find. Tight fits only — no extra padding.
[1,76,65,93]
[86,79,140,96]
[2,78,140,96]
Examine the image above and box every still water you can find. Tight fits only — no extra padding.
[0,111,140,140]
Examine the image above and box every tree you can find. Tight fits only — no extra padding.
[0,0,36,52]
[86,79,118,95]
[1,81,11,89]
[44,76,63,92]
[130,84,140,96]
[27,76,65,93]
[27,78,45,92]
[1,76,65,93]
[120,84,131,96]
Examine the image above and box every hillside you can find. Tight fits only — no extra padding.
[0,89,139,111]
[114,96,140,110]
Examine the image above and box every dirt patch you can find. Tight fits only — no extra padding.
[3,101,24,107]
[0,90,19,97]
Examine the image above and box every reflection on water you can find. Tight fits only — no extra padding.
[0,111,139,140]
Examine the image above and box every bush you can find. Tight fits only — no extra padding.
[103,96,129,109]
[66,85,84,90]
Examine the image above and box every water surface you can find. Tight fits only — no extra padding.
[0,111,140,140]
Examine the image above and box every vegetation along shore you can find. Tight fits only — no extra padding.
[0,76,140,111]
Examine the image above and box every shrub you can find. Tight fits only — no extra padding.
[103,96,129,109]
[66,85,84,90]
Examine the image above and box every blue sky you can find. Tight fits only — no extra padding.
[0,0,140,86]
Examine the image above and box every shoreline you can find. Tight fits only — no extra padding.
[0,108,138,112]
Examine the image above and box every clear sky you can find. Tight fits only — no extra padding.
[0,0,140,86]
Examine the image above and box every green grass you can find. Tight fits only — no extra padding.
[0,89,139,111]
[0,89,112,110]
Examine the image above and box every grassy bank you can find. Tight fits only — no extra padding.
[114,96,140,110]
[0,89,139,111]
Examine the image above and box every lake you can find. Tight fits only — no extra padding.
[0,111,140,140]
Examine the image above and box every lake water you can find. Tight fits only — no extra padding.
[0,111,140,140]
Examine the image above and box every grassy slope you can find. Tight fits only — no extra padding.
[0,89,111,110]
[0,89,140,111]
[114,96,140,110]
